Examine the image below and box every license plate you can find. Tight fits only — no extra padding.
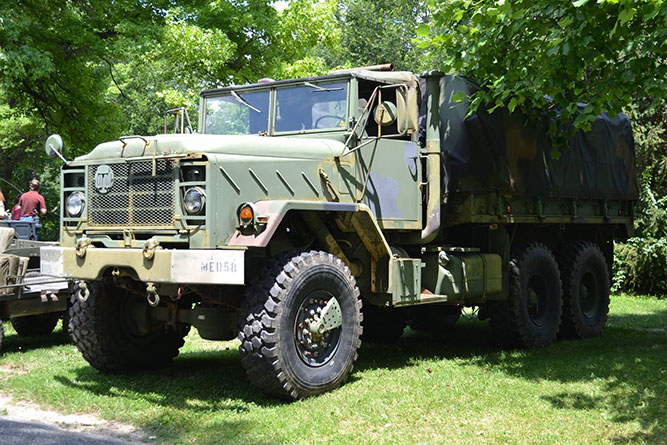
[170,250,244,285]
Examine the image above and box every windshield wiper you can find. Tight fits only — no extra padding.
[231,91,262,113]
[304,82,344,92]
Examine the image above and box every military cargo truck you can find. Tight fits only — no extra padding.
[41,65,637,399]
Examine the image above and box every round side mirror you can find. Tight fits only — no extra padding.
[45,134,63,159]
[374,101,397,126]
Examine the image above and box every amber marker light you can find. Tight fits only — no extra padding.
[239,205,254,224]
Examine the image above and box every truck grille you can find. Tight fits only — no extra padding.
[88,160,178,227]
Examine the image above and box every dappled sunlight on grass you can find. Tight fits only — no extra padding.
[0,295,664,443]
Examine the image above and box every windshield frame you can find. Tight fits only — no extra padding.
[200,78,351,137]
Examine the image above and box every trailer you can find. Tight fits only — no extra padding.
[0,225,71,350]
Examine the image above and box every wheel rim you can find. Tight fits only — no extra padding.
[294,290,341,367]
[579,270,600,318]
[526,274,549,326]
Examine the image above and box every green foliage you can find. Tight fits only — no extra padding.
[625,99,667,203]
[612,98,667,297]
[335,0,431,72]
[613,237,667,297]
[0,0,165,236]
[0,0,319,239]
[423,0,666,135]
[613,162,667,297]
[271,0,343,78]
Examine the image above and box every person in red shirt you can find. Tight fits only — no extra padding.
[18,179,46,221]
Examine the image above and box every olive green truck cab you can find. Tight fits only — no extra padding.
[41,65,637,399]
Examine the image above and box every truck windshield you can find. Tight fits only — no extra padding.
[275,82,347,132]
[205,90,270,135]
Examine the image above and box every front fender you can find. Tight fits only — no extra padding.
[227,200,392,292]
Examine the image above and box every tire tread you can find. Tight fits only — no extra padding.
[238,251,362,399]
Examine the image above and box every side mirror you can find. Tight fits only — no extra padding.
[45,134,62,159]
[396,86,419,135]
[45,134,69,164]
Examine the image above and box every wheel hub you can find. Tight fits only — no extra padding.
[295,292,342,366]
[527,274,549,326]
[580,270,600,318]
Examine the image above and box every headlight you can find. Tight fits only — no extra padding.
[184,188,206,214]
[66,192,85,217]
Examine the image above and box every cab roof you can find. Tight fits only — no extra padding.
[200,70,419,97]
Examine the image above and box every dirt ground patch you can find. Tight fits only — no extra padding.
[0,393,149,443]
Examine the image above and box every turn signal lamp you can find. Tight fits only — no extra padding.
[239,205,254,224]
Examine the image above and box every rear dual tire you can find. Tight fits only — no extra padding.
[558,242,610,339]
[490,243,563,348]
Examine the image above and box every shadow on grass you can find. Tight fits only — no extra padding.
[54,348,280,409]
[355,311,665,444]
[607,308,667,332]
[52,349,281,441]
[51,309,665,443]
[0,327,70,354]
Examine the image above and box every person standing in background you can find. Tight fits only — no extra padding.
[18,179,46,222]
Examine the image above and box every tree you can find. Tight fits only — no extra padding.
[420,0,666,133]
[0,0,289,238]
[336,0,431,72]
[270,0,343,79]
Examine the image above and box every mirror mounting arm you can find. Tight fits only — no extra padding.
[50,145,69,165]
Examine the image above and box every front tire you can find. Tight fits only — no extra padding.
[70,280,189,373]
[10,313,60,337]
[558,242,610,338]
[238,251,362,399]
[490,243,562,348]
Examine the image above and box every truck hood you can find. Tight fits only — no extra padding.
[76,133,346,161]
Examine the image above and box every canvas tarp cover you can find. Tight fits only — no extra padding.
[435,75,638,200]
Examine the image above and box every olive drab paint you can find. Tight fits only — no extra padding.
[43,66,637,397]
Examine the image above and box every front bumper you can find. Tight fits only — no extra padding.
[40,246,245,285]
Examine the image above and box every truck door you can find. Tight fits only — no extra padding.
[337,79,422,230]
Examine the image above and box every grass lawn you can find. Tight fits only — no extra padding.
[0,294,665,444]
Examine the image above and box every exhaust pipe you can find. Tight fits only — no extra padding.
[419,71,443,243]
[330,63,394,74]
